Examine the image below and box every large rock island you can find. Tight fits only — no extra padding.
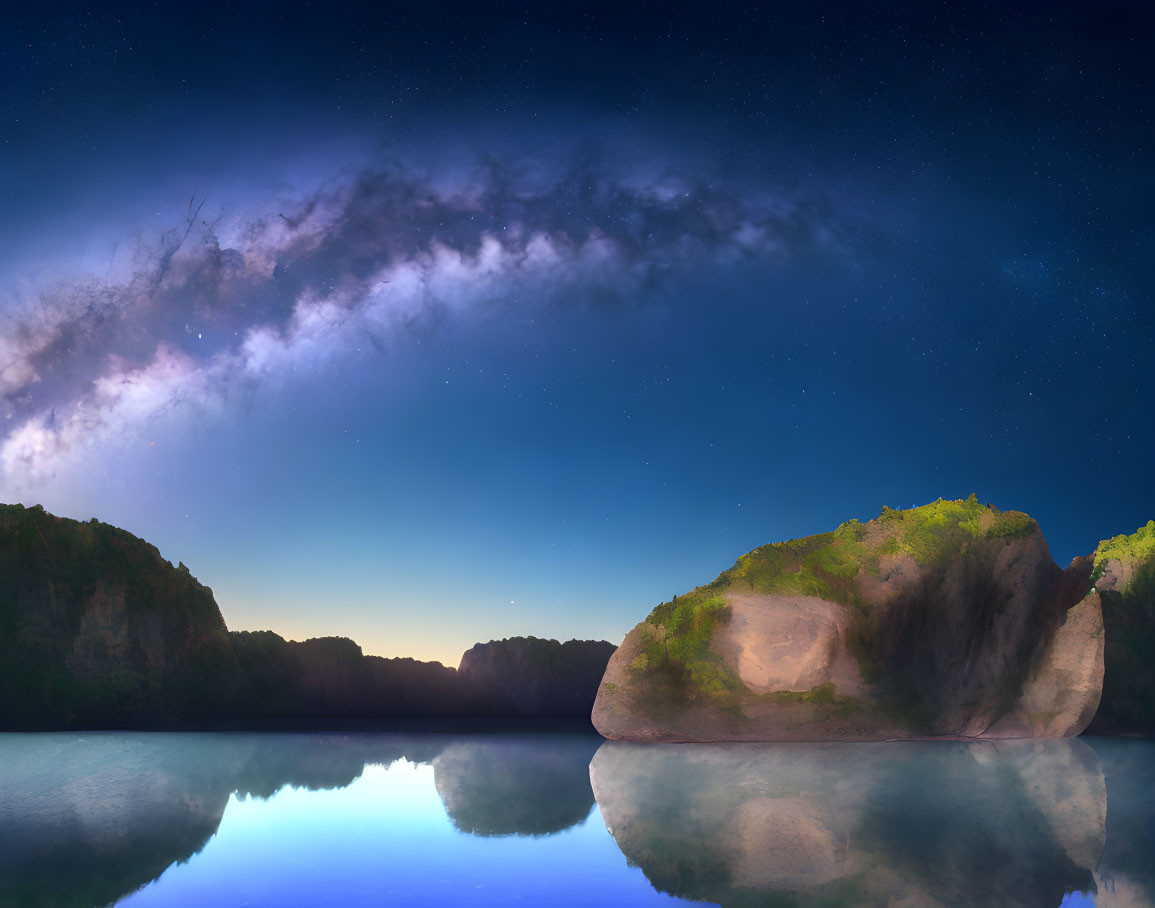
[593,498,1104,741]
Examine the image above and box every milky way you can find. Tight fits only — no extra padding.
[0,150,854,485]
[1,3,1150,662]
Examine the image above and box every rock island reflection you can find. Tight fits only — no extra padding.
[590,737,1110,907]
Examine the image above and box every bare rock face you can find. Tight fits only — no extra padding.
[590,737,1106,908]
[711,594,865,697]
[593,498,1102,741]
[987,573,1104,738]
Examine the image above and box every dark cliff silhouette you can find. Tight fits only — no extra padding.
[0,503,613,729]
[0,504,245,728]
[228,631,468,719]
[457,637,617,717]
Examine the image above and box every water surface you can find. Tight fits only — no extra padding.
[0,732,1151,907]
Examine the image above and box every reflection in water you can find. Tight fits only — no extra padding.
[433,734,601,836]
[590,738,1111,908]
[0,732,609,908]
[0,733,447,908]
[0,732,1151,907]
[1086,738,1155,908]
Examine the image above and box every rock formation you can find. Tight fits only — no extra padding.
[593,497,1104,741]
[1087,520,1155,735]
[457,636,617,717]
[0,503,246,728]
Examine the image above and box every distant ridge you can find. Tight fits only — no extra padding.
[0,503,613,729]
[459,637,616,716]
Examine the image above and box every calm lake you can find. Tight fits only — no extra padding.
[0,732,1151,907]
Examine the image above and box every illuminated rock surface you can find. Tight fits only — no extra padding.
[594,498,1104,741]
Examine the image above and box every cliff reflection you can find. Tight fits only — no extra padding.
[0,731,604,908]
[1087,737,1155,908]
[590,738,1108,908]
[0,732,444,908]
[433,734,601,836]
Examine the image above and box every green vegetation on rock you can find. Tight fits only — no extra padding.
[1093,520,1155,587]
[1091,520,1155,733]
[874,495,1035,563]
[633,593,744,713]
[622,496,1041,718]
[720,519,868,603]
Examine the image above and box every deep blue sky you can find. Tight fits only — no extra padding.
[1,2,1152,664]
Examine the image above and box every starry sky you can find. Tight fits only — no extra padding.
[1,3,1152,665]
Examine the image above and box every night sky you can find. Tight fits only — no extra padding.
[1,3,1152,665]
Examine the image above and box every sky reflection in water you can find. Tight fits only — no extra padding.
[122,760,673,907]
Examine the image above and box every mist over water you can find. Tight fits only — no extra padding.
[0,732,1151,907]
